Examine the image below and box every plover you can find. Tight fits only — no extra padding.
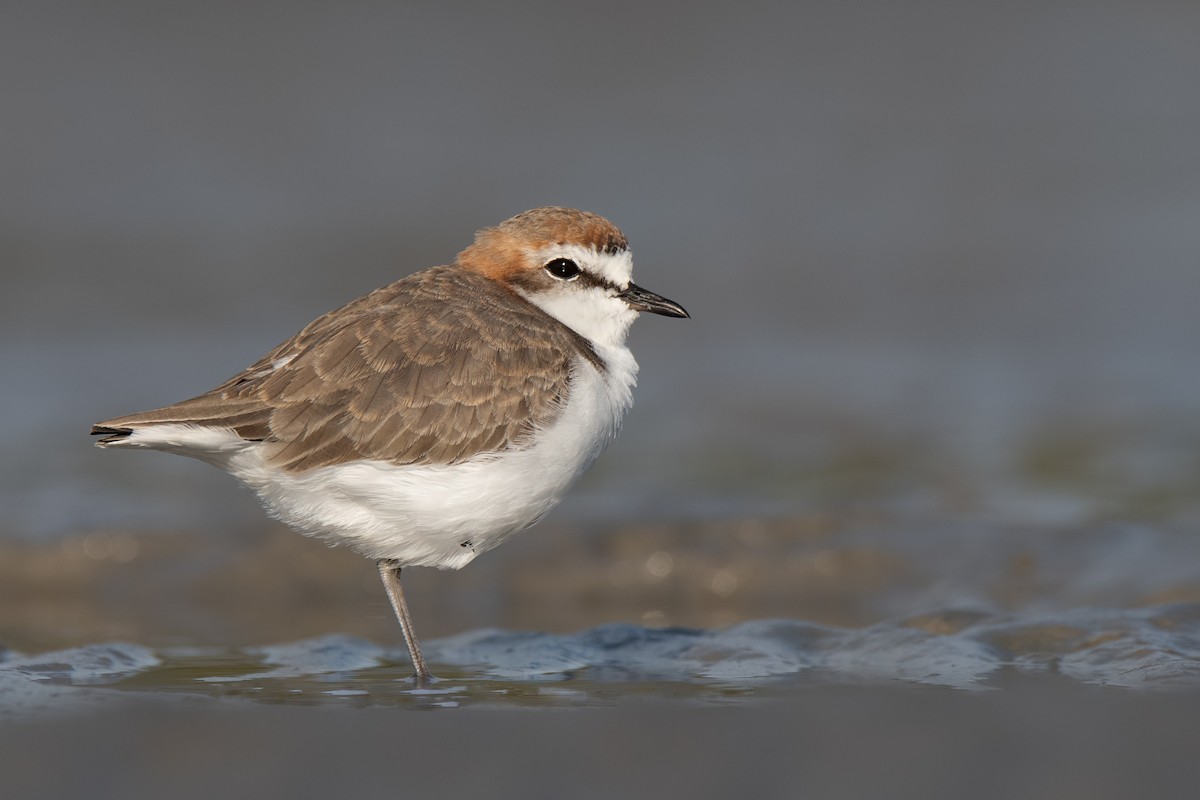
[92,207,688,684]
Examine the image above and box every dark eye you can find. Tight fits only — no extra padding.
[544,258,581,280]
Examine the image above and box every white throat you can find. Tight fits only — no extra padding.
[518,247,639,348]
[526,288,637,348]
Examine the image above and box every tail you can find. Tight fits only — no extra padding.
[91,399,270,455]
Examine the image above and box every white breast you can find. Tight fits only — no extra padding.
[226,345,638,568]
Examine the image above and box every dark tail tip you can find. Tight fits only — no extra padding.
[91,424,133,444]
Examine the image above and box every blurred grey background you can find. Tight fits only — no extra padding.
[5,0,1200,539]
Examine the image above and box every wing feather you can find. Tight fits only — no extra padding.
[93,265,592,472]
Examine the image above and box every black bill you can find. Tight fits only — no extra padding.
[619,283,690,318]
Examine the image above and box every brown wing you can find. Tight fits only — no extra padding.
[94,265,595,472]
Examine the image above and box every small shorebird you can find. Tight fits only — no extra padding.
[92,207,688,684]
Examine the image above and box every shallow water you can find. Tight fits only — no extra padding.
[5,602,1200,718]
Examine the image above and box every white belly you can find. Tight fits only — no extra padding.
[226,348,637,568]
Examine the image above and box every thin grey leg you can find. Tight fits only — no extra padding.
[377,560,433,686]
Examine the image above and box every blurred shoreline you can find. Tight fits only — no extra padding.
[6,511,1200,654]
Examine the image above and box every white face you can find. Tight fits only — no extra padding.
[515,245,639,349]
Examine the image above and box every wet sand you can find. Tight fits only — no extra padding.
[7,510,1200,653]
[0,517,902,651]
